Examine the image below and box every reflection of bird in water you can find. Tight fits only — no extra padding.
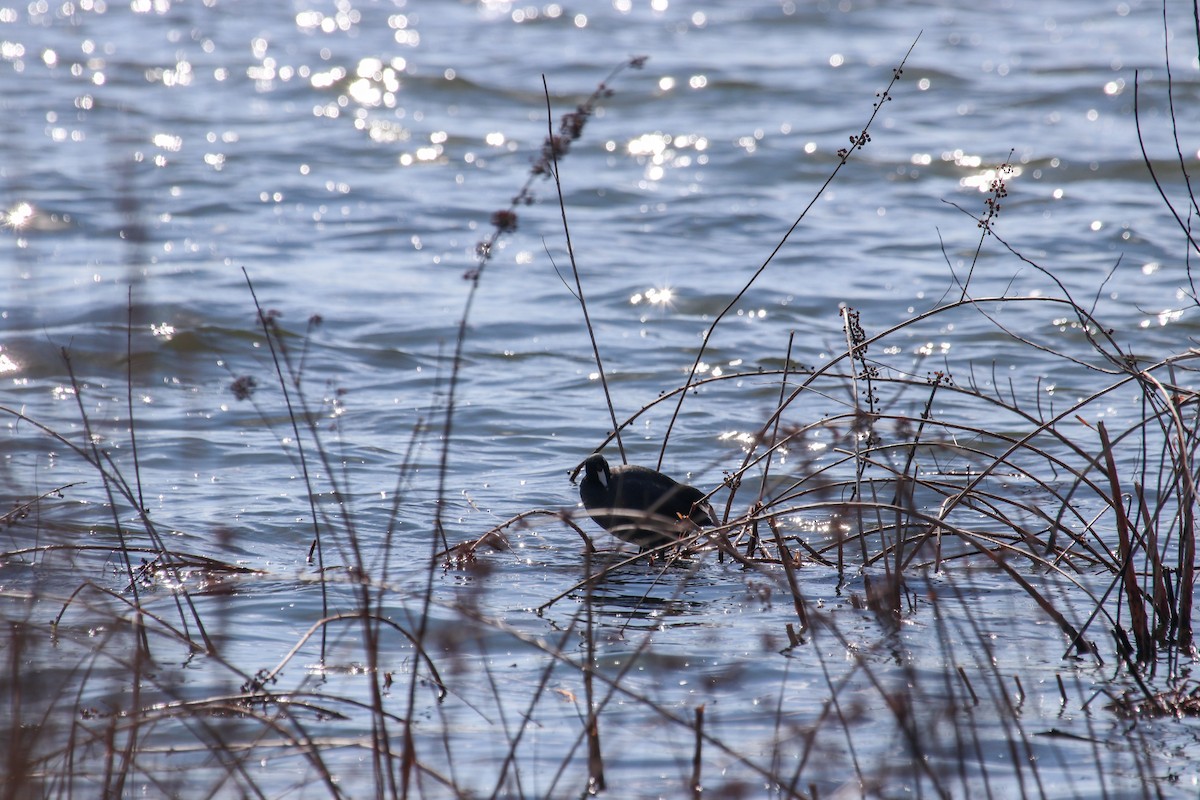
[578,453,716,550]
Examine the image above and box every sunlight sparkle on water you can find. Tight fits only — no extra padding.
[1140,308,1185,328]
[3,201,35,229]
[961,164,1022,192]
[152,133,182,151]
[628,133,670,157]
[131,0,171,13]
[309,66,346,90]
[626,133,708,178]
[630,286,673,306]
[345,57,402,108]
[294,5,359,32]
[719,431,757,446]
[945,149,983,168]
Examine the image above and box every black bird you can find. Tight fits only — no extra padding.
[578,453,717,550]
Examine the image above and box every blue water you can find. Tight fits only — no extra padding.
[2,1,1199,797]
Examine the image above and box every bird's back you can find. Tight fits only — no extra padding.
[579,457,715,549]
[609,465,710,523]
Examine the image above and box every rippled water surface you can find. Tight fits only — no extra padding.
[3,1,1200,797]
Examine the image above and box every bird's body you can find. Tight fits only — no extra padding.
[578,453,716,550]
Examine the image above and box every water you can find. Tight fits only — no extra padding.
[2,0,1199,797]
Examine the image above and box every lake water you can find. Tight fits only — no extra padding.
[2,0,1199,797]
